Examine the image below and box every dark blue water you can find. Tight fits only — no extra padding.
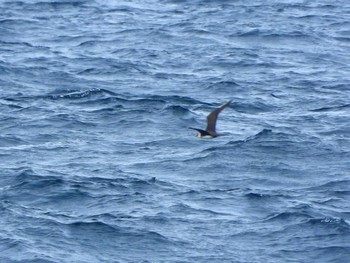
[1,0,350,262]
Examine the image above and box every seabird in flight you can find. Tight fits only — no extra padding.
[190,100,231,138]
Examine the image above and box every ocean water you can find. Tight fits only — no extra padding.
[1,0,350,262]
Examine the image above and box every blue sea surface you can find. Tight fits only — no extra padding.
[1,0,350,262]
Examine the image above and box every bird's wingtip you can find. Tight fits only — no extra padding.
[221,100,231,107]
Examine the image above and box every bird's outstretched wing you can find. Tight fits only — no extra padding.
[206,100,231,133]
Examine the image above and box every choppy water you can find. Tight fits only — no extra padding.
[1,0,350,262]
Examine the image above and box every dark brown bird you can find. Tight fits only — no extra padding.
[190,100,231,138]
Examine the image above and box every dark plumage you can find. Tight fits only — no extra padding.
[190,101,231,138]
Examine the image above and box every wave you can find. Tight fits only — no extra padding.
[0,19,39,27]
[1,169,176,219]
[161,104,191,117]
[27,1,89,9]
[233,101,277,113]
[0,140,70,151]
[185,129,293,160]
[264,211,313,223]
[305,179,350,195]
[231,128,315,146]
[244,192,279,199]
[204,80,240,93]
[334,36,350,43]
[47,88,119,101]
[61,218,175,245]
[169,203,230,216]
[3,88,206,128]
[310,104,350,112]
[45,88,201,107]
[305,217,350,232]
[226,129,275,146]
[0,135,28,147]
[0,40,34,48]
[5,169,65,192]
[235,29,315,40]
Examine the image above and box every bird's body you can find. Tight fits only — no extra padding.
[190,101,231,138]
